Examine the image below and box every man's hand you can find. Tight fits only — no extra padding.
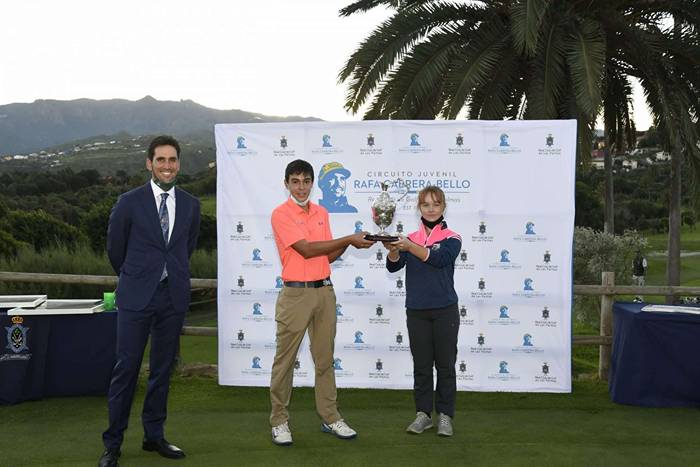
[350,232,376,249]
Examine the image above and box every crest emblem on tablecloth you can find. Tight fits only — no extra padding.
[5,316,29,353]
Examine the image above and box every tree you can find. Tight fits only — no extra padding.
[8,209,86,252]
[81,199,117,252]
[637,127,660,148]
[339,0,700,287]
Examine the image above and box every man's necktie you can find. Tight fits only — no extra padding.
[159,193,169,242]
[159,193,169,280]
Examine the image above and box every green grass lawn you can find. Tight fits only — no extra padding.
[4,374,699,466]
[644,225,700,252]
[646,255,700,287]
[3,319,697,466]
[638,226,700,290]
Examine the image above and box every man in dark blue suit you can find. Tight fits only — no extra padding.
[99,135,200,467]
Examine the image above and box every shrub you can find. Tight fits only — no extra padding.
[573,227,647,327]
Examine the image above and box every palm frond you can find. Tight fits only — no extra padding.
[384,28,459,117]
[339,0,400,17]
[339,2,484,114]
[339,0,434,17]
[467,50,524,120]
[525,15,568,118]
[442,17,510,119]
[566,18,606,119]
[510,0,552,57]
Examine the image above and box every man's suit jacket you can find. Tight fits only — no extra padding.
[107,183,201,313]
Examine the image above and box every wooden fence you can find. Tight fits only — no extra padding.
[2,270,698,380]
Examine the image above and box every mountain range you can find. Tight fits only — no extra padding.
[0,96,320,155]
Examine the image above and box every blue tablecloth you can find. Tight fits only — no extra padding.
[609,302,700,407]
[0,311,117,405]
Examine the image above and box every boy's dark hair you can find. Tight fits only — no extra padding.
[147,135,181,161]
[285,159,314,182]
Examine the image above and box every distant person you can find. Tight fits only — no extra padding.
[632,251,648,302]
[99,135,201,467]
[633,251,648,286]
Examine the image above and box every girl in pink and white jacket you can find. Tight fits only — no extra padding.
[384,186,462,437]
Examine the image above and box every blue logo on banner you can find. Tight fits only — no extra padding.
[252,303,262,315]
[410,133,420,146]
[500,249,510,262]
[525,222,536,235]
[275,276,283,289]
[336,304,343,316]
[252,356,262,369]
[236,136,247,149]
[252,248,262,261]
[523,334,533,346]
[318,161,357,213]
[322,134,332,147]
[499,306,510,319]
[354,331,364,344]
[354,221,364,233]
[499,361,509,373]
[354,276,365,289]
[333,358,343,370]
[499,134,510,147]
[524,278,534,291]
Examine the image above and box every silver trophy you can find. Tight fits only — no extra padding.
[364,181,406,242]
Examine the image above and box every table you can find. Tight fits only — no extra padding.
[0,311,116,404]
[609,302,700,407]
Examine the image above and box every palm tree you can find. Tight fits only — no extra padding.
[339,0,700,289]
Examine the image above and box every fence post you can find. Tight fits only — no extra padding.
[599,271,615,380]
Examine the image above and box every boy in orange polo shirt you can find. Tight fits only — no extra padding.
[269,159,375,446]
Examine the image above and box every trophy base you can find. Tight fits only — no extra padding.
[364,234,399,242]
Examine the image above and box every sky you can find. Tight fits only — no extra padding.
[1,0,653,130]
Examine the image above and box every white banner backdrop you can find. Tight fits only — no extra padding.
[216,120,575,392]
